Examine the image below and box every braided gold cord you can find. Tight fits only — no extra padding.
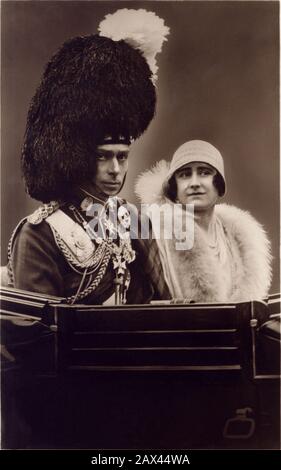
[64,246,112,304]
[51,227,108,274]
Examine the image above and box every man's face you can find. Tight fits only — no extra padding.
[174,162,219,211]
[83,144,130,200]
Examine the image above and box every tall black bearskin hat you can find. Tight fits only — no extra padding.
[22,9,169,202]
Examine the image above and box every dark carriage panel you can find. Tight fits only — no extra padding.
[1,287,280,449]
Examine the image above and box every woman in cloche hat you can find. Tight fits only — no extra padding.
[136,140,272,302]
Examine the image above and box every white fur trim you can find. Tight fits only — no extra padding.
[215,204,272,300]
[135,160,169,204]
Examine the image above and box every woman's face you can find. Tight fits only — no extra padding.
[174,162,219,211]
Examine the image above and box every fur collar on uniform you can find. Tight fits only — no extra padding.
[135,161,272,302]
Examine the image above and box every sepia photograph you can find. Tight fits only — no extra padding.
[1,0,280,457]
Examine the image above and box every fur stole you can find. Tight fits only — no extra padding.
[135,162,272,302]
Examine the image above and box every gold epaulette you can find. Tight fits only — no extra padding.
[27,201,60,225]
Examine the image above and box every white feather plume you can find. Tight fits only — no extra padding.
[98,8,170,83]
[135,160,170,204]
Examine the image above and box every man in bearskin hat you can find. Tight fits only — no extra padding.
[7,9,170,305]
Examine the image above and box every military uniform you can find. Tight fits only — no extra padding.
[8,196,169,305]
[6,10,170,306]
